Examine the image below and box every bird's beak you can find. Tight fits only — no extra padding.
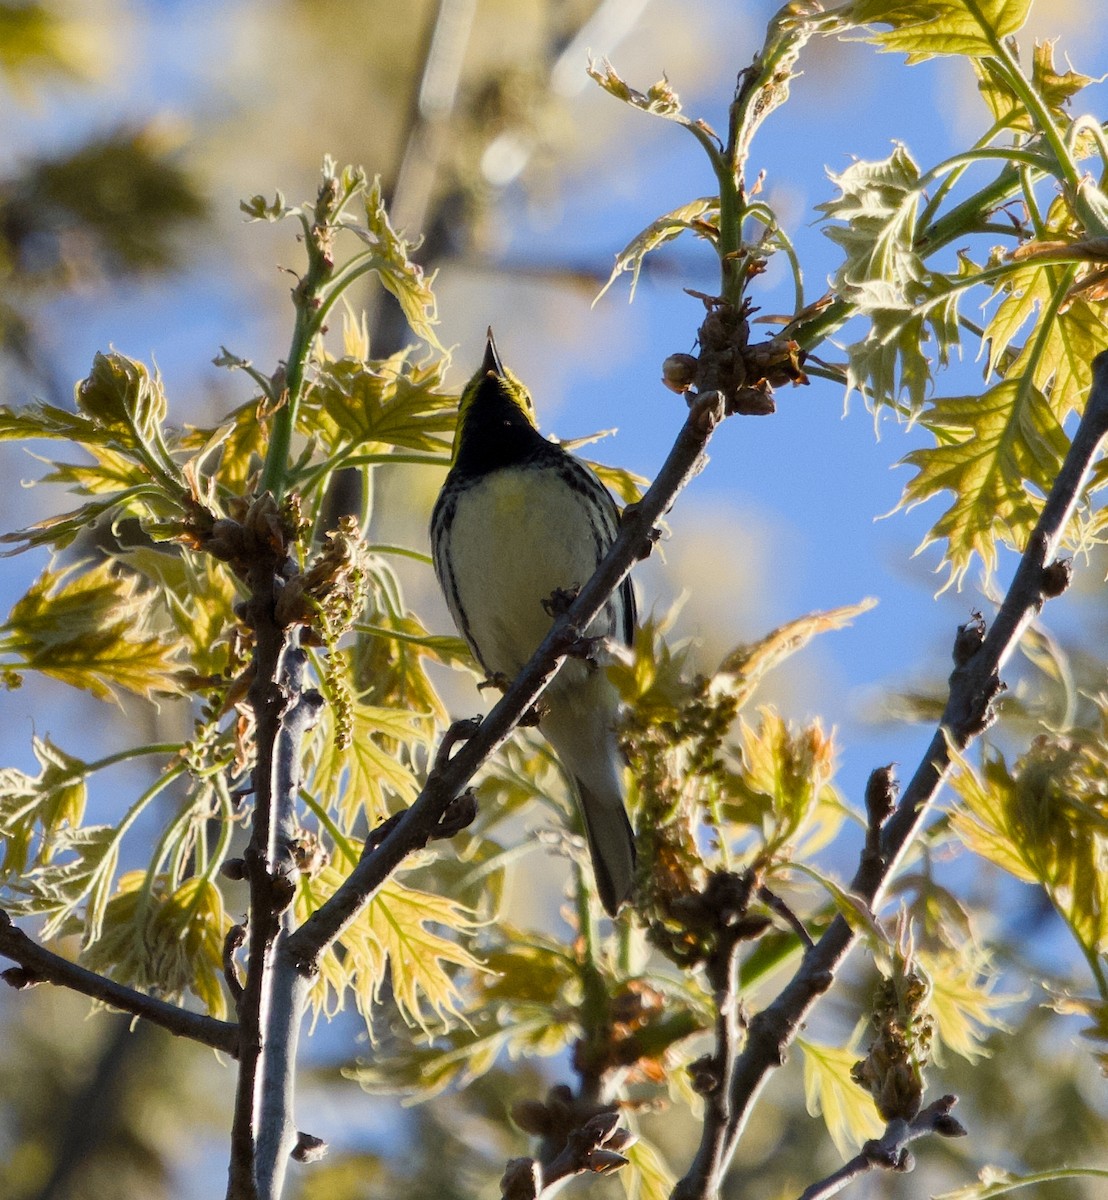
[483,328,504,377]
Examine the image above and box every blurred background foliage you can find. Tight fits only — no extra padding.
[0,1,1107,1198]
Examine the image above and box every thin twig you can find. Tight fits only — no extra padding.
[794,1096,966,1200]
[285,390,727,970]
[674,353,1108,1199]
[0,910,239,1057]
[501,1110,635,1200]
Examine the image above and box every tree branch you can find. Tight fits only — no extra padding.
[228,502,324,1200]
[285,388,728,969]
[674,352,1108,1200]
[500,1110,635,1200]
[0,909,239,1056]
[793,1096,966,1200]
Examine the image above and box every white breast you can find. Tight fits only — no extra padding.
[445,464,611,678]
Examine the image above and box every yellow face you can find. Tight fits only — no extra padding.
[452,359,539,461]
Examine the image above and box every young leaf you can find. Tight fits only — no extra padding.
[0,735,88,879]
[798,1036,884,1158]
[356,178,440,350]
[899,378,1068,587]
[1,560,187,700]
[298,868,482,1032]
[596,197,721,303]
[845,0,1031,64]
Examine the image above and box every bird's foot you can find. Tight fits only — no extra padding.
[542,584,580,618]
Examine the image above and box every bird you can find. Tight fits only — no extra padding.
[430,331,637,915]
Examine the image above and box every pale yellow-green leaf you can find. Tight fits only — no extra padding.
[899,378,1068,587]
[845,0,1030,63]
[5,822,120,942]
[622,1135,676,1200]
[305,351,454,461]
[596,196,721,303]
[724,708,842,858]
[798,1037,883,1159]
[934,1167,1108,1200]
[75,351,168,446]
[818,143,961,408]
[298,868,482,1032]
[1,560,187,700]
[0,735,88,879]
[80,871,231,1018]
[713,597,878,710]
[916,943,1015,1064]
[974,40,1098,132]
[948,740,1108,956]
[307,698,429,827]
[359,177,441,349]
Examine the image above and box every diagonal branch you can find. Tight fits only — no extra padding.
[285,389,727,969]
[0,909,239,1056]
[673,352,1108,1200]
[793,1096,966,1200]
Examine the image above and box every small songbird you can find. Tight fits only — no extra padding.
[430,332,636,914]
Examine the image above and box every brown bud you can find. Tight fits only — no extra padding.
[2,966,44,990]
[952,612,986,666]
[291,1132,328,1163]
[865,765,898,830]
[662,353,699,393]
[1041,558,1072,598]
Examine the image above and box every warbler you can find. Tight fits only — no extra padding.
[431,332,636,914]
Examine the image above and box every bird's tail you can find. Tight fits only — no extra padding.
[575,777,636,916]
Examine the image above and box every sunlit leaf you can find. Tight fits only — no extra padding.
[0,735,87,879]
[81,871,231,1018]
[305,351,454,462]
[799,1036,883,1158]
[899,378,1068,587]
[916,942,1015,1063]
[596,196,721,303]
[1,560,187,700]
[622,1135,676,1200]
[299,868,482,1032]
[974,40,1098,131]
[843,0,1031,63]
[357,178,440,349]
[948,739,1108,956]
[713,598,878,710]
[722,708,842,859]
[308,698,429,828]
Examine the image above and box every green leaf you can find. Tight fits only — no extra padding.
[308,698,429,828]
[81,871,232,1018]
[622,1136,676,1200]
[713,598,878,710]
[1,560,187,700]
[0,735,88,879]
[916,942,1015,1064]
[75,351,168,447]
[721,708,842,859]
[934,1167,1108,1200]
[845,0,1030,63]
[305,351,454,462]
[356,178,440,350]
[899,378,1068,587]
[798,1036,884,1158]
[299,870,482,1032]
[5,822,120,942]
[596,196,721,303]
[819,143,961,408]
[975,40,1098,131]
[948,740,1108,957]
